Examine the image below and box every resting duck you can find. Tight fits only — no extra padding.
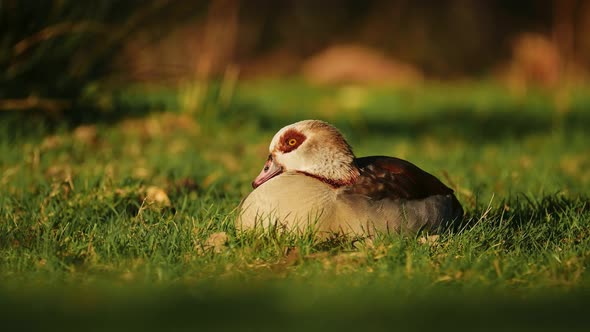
[238,120,463,237]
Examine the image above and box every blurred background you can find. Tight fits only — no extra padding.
[1,0,589,119]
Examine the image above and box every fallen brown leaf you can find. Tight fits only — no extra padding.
[145,186,171,207]
[40,135,62,150]
[73,125,98,145]
[199,232,229,254]
[284,247,301,266]
[418,235,440,245]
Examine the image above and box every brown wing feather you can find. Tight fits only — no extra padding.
[348,156,455,200]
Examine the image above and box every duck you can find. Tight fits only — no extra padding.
[237,120,463,237]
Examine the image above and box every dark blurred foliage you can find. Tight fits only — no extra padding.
[2,1,134,100]
[240,0,553,75]
[174,0,584,78]
[0,1,204,109]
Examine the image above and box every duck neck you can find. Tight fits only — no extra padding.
[298,161,359,188]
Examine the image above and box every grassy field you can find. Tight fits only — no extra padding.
[1,81,590,331]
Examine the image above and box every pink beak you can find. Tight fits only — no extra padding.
[252,155,283,188]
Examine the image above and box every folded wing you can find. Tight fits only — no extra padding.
[349,156,455,200]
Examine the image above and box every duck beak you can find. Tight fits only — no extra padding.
[252,155,283,188]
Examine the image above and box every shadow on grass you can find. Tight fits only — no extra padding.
[0,283,589,332]
[247,104,590,142]
[0,105,158,142]
[362,106,588,141]
[3,85,590,143]
[454,194,590,251]
[461,194,589,228]
[0,84,202,140]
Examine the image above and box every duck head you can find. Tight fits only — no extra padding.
[252,120,359,188]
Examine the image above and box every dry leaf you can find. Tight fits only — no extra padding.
[418,235,440,245]
[353,238,374,250]
[40,135,62,150]
[145,186,171,207]
[199,232,229,254]
[73,125,98,145]
[284,247,301,266]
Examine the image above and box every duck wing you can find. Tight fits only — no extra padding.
[347,156,455,200]
[338,156,464,233]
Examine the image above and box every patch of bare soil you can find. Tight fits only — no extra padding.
[301,44,423,86]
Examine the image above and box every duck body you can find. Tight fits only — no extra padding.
[238,120,463,237]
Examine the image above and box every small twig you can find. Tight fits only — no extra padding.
[13,21,107,57]
[0,96,70,113]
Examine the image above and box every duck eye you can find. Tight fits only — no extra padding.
[288,138,297,146]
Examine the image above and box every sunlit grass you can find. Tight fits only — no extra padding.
[1,81,589,330]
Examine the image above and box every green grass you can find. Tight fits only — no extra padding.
[1,81,590,331]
